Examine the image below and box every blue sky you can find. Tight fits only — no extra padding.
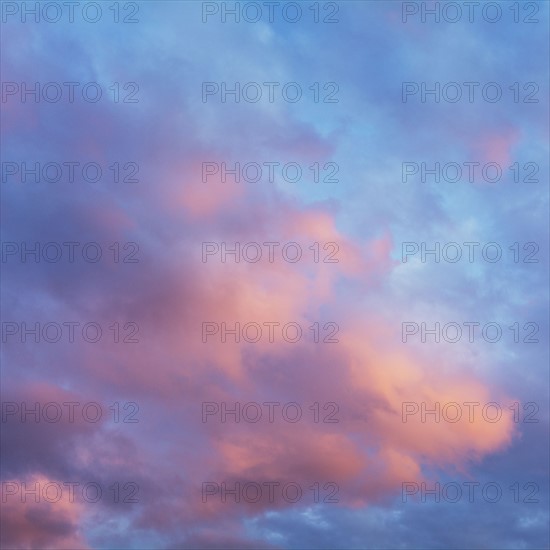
[1,1,549,548]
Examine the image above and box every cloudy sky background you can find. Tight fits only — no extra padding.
[1,1,549,548]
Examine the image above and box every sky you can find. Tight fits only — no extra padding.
[1,1,549,548]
